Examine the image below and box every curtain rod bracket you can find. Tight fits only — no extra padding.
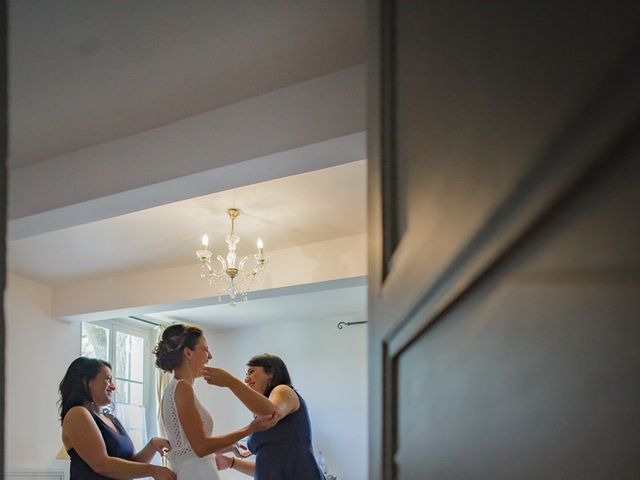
[337,320,368,330]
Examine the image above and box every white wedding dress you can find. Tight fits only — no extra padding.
[161,378,221,480]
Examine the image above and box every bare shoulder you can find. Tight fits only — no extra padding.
[63,405,92,426]
[174,379,194,394]
[270,385,300,414]
[174,380,196,405]
[271,384,296,398]
[62,406,101,443]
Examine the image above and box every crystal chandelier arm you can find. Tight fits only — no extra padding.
[202,261,213,274]
[214,254,227,275]
[252,253,269,274]
[238,255,249,272]
[196,249,212,266]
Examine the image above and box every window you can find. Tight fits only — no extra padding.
[82,318,159,450]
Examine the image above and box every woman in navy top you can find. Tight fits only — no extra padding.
[59,357,176,480]
[203,354,324,480]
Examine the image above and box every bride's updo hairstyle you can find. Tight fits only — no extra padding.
[154,324,204,372]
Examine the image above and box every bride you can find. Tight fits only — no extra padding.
[154,324,276,479]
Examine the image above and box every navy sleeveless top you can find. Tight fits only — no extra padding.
[68,411,135,480]
[247,391,324,480]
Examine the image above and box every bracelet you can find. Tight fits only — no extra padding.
[230,456,235,469]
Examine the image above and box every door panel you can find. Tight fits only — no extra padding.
[0,1,7,475]
[368,1,640,478]
[371,0,640,335]
[395,149,640,479]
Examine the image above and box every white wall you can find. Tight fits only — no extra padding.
[4,274,80,475]
[195,315,368,480]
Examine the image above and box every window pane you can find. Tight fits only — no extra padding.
[115,380,128,404]
[115,403,146,451]
[115,379,144,406]
[82,323,109,360]
[116,331,144,382]
[130,382,144,405]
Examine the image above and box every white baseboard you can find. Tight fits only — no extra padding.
[6,470,65,480]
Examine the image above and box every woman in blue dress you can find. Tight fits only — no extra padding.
[59,357,176,480]
[203,353,324,480]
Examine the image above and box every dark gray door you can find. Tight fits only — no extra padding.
[1,0,7,475]
[367,1,640,479]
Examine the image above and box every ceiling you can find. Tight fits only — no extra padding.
[7,1,368,328]
[146,281,367,331]
[7,160,366,285]
[8,0,366,167]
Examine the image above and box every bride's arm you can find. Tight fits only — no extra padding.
[202,368,296,419]
[174,381,275,457]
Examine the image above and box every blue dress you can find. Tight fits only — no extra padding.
[247,391,324,480]
[68,411,135,480]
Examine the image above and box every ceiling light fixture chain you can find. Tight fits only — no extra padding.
[195,208,269,306]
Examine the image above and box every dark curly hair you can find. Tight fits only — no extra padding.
[153,324,203,372]
[59,357,112,424]
[247,353,293,398]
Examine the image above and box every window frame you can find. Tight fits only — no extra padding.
[82,318,159,447]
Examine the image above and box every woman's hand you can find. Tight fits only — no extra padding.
[201,367,236,387]
[148,437,171,456]
[217,442,252,457]
[150,465,177,480]
[249,413,278,433]
[233,442,252,458]
[215,454,234,470]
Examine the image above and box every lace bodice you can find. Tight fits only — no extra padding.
[161,378,214,471]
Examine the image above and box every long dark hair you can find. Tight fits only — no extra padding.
[153,324,203,372]
[247,353,293,398]
[59,357,111,424]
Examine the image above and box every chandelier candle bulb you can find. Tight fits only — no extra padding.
[201,234,209,248]
[257,238,264,256]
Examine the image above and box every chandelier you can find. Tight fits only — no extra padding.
[195,208,269,305]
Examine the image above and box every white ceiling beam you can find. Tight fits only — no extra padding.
[52,233,366,322]
[9,65,365,239]
[8,132,365,241]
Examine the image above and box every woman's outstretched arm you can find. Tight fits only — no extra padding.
[174,380,276,457]
[202,367,299,420]
[131,437,171,463]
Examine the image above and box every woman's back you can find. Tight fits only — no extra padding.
[68,409,134,480]
[247,391,323,480]
[161,379,220,479]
